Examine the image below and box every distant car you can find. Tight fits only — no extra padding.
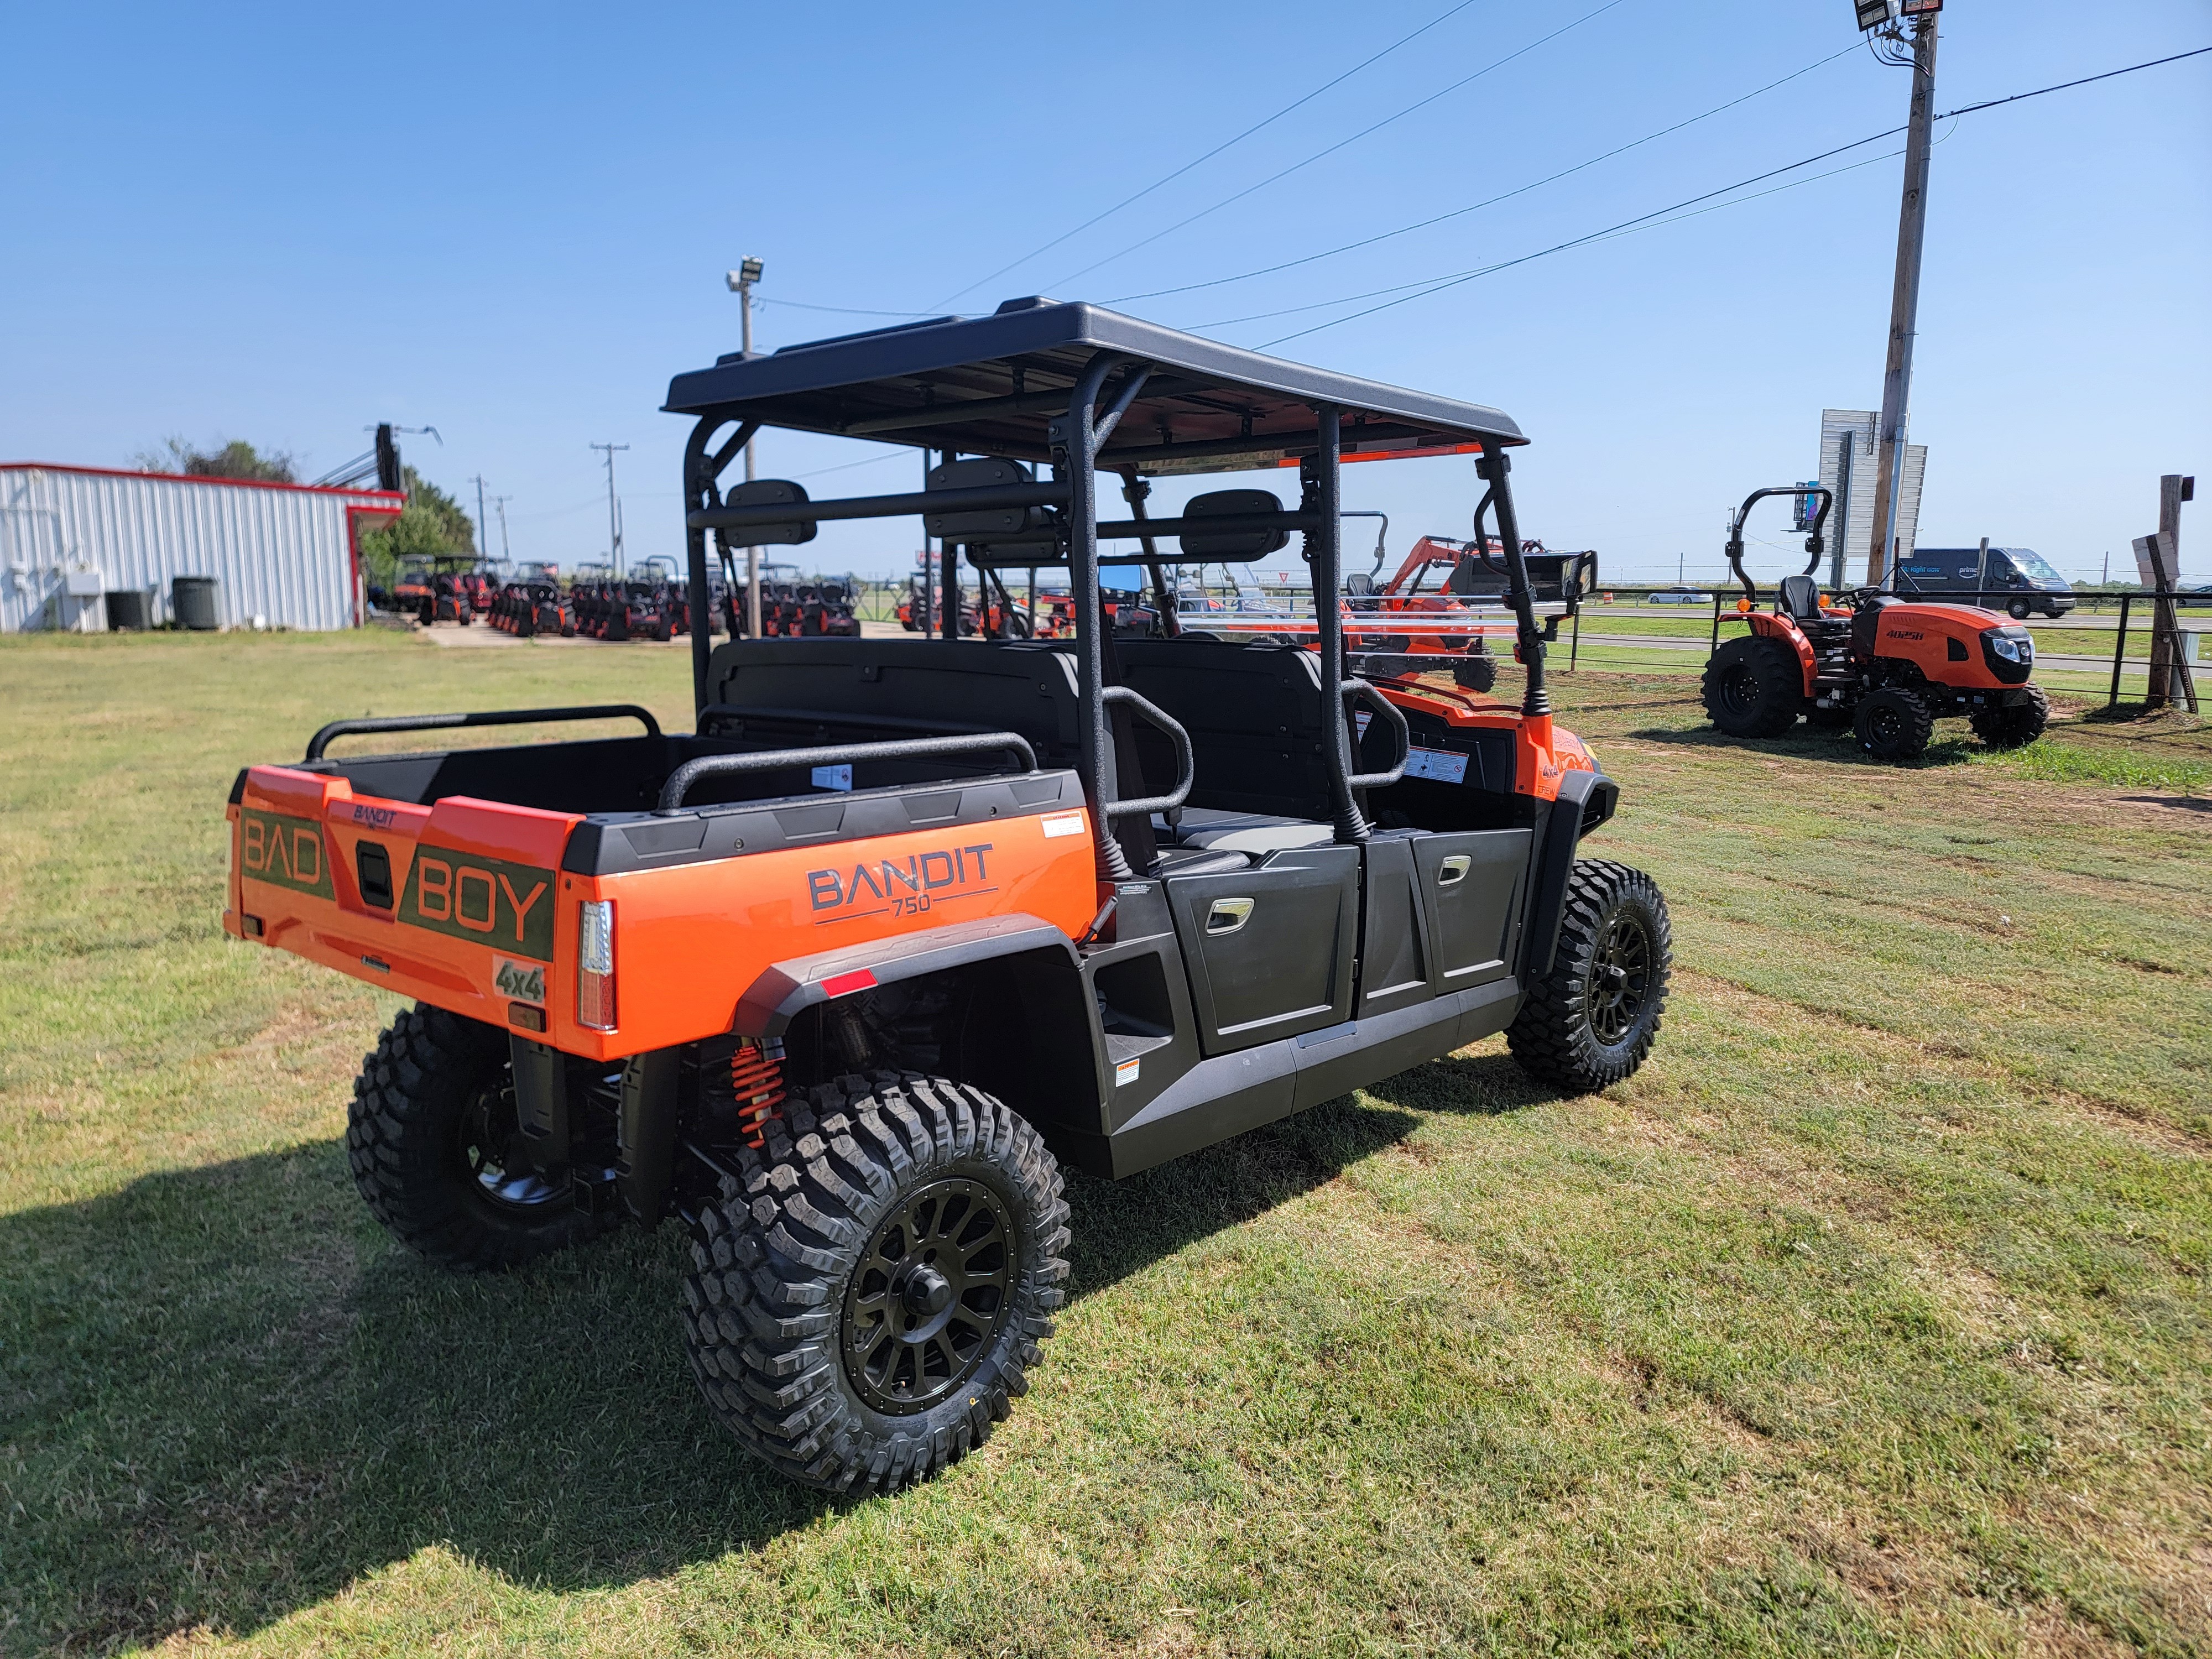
[1649,587,1709,605]
[1894,547,2075,619]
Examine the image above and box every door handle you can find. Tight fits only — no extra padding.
[1437,855,1470,886]
[1205,896,1255,935]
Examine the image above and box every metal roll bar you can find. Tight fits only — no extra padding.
[305,704,661,762]
[1724,484,1834,603]
[656,731,1037,814]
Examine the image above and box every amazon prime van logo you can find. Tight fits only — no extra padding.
[808,843,995,922]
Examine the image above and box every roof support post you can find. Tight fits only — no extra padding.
[1480,443,1550,720]
[683,416,759,718]
[1308,406,1367,844]
[1051,352,1134,880]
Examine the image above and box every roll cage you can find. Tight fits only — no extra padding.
[668,298,1548,877]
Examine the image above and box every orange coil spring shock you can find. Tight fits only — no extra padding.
[729,1039,787,1150]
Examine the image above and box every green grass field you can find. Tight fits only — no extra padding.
[2,630,2206,1657]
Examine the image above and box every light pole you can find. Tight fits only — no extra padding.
[468,474,491,565]
[591,442,629,575]
[727,257,765,638]
[491,494,513,562]
[1856,0,1941,588]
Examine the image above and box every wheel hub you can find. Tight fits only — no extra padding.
[457,1079,565,1214]
[842,1176,1017,1414]
[1585,914,1652,1045]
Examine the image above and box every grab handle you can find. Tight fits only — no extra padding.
[306,703,660,761]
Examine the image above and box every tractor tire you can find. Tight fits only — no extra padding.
[1970,684,2049,749]
[1854,686,1934,760]
[683,1072,1070,1497]
[1452,653,1499,693]
[1506,859,1671,1094]
[1702,635,1803,737]
[346,1006,609,1272]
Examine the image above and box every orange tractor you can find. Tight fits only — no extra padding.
[1701,485,2047,760]
[1346,532,1596,694]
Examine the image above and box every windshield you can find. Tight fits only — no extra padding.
[2001,548,2063,582]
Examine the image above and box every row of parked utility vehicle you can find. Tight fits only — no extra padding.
[376,555,862,641]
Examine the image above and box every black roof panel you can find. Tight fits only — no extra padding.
[663,298,1524,474]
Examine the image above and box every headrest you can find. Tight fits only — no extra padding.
[1180,489,1289,560]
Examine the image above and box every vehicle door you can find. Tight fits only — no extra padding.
[1165,847,1359,1056]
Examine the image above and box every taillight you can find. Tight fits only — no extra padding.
[577,899,615,1030]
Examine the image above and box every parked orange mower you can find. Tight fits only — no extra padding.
[1700,485,2047,760]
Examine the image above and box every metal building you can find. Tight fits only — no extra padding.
[0,463,403,633]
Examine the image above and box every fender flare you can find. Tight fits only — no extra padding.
[1521,768,1616,982]
[733,912,1080,1038]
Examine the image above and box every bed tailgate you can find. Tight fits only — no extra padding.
[226,764,581,1036]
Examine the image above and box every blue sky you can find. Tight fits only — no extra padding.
[3,1,2205,584]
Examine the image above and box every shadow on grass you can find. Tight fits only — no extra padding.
[0,1052,1544,1651]
[1623,723,1991,771]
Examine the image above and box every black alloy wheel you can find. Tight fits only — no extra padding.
[842,1177,1016,1413]
[1584,910,1653,1044]
[1507,859,1672,1093]
[455,1076,567,1216]
[685,1073,1070,1496]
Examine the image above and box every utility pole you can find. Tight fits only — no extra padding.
[590,442,629,575]
[1861,1,1939,589]
[491,494,513,562]
[468,474,490,563]
[727,257,765,637]
[2142,474,2197,712]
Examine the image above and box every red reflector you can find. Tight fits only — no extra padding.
[821,968,878,998]
[509,1001,547,1032]
[242,914,265,938]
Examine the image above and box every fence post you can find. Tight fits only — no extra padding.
[2108,593,2130,709]
[1569,602,1580,671]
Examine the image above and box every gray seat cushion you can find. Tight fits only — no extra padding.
[1156,808,1334,858]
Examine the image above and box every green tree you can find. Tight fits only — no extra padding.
[136,436,298,482]
[358,467,478,587]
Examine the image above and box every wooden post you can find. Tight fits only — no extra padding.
[2140,474,2199,713]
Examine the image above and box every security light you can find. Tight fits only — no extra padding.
[1899,0,1940,13]
[1854,0,1895,28]
[726,257,765,291]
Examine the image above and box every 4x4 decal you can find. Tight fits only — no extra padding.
[240,808,335,899]
[400,848,555,961]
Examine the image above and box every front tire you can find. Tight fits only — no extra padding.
[346,1006,608,1272]
[1970,684,2049,748]
[1854,686,1934,760]
[1702,635,1803,737]
[1507,860,1671,1093]
[1452,651,1499,693]
[684,1073,1070,1496]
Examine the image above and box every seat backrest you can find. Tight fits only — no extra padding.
[1115,638,1335,820]
[1777,573,1821,621]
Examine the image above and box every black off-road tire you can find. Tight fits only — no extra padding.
[1969,684,2049,749]
[684,1072,1070,1496]
[1507,859,1671,1093]
[1452,652,1500,693]
[1702,635,1804,737]
[1854,685,1934,760]
[346,1005,608,1272]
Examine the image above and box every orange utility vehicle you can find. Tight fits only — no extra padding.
[227,301,1672,1495]
[1344,533,1598,693]
[1700,485,2047,759]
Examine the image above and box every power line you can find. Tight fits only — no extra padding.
[1234,43,2212,349]
[925,0,1491,310]
[1046,0,1634,292]
[1107,43,1860,306]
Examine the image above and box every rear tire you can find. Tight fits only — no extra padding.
[1970,683,2049,749]
[1702,635,1803,737]
[1452,653,1500,693]
[1507,860,1671,1093]
[346,1006,608,1272]
[684,1073,1070,1496]
[1854,686,1934,760]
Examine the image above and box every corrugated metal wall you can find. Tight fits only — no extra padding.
[0,465,400,632]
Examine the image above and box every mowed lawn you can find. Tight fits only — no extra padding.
[2,629,2206,1658]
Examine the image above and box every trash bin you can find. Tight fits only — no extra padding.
[171,576,220,631]
[106,589,152,630]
